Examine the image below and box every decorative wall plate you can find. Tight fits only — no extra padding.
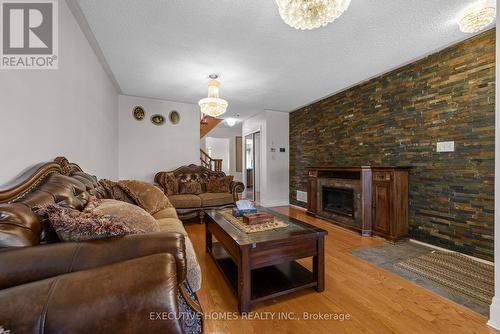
[151,114,165,125]
[169,110,180,124]
[132,106,145,121]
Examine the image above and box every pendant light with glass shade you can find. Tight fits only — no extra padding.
[457,0,496,33]
[198,74,229,118]
[275,0,351,30]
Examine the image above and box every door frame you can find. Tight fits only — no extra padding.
[243,128,261,201]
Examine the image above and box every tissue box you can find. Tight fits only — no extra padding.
[232,208,257,217]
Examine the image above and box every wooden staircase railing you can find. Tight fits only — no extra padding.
[200,149,223,172]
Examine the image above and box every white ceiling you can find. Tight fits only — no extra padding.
[76,0,493,120]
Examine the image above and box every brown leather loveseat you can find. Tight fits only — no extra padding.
[0,157,203,334]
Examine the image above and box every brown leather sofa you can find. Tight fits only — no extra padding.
[0,157,203,334]
[155,165,244,221]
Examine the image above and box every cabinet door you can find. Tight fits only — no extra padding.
[373,181,391,235]
[307,177,317,213]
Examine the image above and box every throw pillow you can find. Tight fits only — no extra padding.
[38,196,154,242]
[156,172,179,196]
[179,181,203,195]
[207,176,234,193]
[99,179,137,204]
[88,199,160,234]
[117,180,173,214]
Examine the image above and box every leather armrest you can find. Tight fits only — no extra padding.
[0,232,187,290]
[0,254,184,334]
[230,181,245,202]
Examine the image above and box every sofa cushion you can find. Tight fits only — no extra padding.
[117,180,173,215]
[185,237,202,291]
[156,218,201,291]
[178,181,203,195]
[157,218,188,236]
[153,207,179,220]
[207,176,233,193]
[198,193,234,207]
[168,194,201,209]
[156,172,179,196]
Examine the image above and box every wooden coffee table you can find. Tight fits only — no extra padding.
[205,209,327,313]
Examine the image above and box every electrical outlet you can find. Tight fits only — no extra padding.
[436,141,455,152]
[297,190,307,203]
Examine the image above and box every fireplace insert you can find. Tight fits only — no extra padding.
[322,187,354,217]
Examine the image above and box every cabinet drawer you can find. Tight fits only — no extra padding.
[373,171,392,181]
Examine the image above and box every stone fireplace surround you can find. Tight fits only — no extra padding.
[317,177,361,230]
[307,166,373,236]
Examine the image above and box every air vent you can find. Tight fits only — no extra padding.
[296,190,308,203]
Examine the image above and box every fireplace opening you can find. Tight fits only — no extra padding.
[322,187,354,217]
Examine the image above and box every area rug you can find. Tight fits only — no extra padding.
[219,209,288,233]
[395,250,494,306]
[351,242,493,316]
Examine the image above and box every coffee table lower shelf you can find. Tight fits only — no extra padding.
[209,242,317,305]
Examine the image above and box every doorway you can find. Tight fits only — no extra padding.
[245,132,260,203]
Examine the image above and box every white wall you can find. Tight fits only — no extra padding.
[264,111,290,206]
[0,0,118,183]
[488,8,500,330]
[205,137,230,174]
[242,110,289,207]
[202,124,243,181]
[118,95,199,181]
[254,132,261,193]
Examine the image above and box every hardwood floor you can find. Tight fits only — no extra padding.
[185,206,498,334]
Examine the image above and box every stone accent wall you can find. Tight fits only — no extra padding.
[289,29,495,260]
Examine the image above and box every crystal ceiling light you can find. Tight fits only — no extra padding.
[458,1,496,33]
[198,74,229,118]
[275,0,351,30]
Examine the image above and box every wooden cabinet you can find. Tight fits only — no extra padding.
[371,168,409,240]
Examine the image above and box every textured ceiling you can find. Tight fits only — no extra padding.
[76,0,492,119]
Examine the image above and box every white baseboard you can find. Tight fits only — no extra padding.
[488,297,500,330]
[260,200,290,208]
[409,239,494,266]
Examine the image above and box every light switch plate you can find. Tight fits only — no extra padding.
[437,141,455,152]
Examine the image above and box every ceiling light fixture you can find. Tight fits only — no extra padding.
[275,0,351,30]
[225,118,237,127]
[198,74,229,118]
[458,1,496,34]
